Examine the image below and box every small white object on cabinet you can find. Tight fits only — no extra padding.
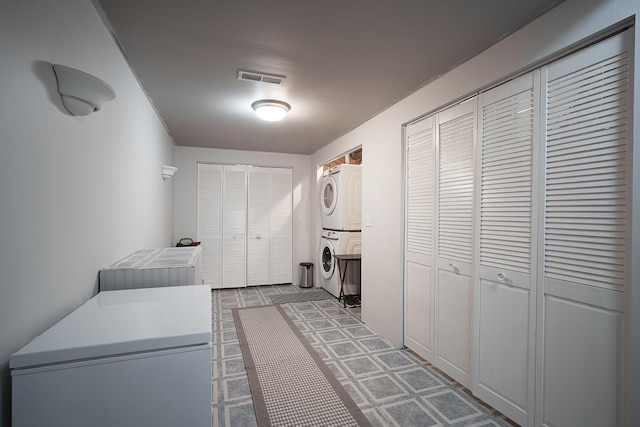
[10,286,212,427]
[99,246,202,291]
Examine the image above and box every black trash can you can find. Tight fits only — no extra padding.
[299,262,314,288]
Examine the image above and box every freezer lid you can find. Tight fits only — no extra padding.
[10,286,211,369]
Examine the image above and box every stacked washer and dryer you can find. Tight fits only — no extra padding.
[319,164,362,301]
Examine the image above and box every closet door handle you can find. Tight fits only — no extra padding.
[449,263,456,272]
[257,235,261,240]
[497,272,505,282]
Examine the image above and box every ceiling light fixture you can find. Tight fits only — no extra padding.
[251,99,291,122]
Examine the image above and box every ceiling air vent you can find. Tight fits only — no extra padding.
[237,70,286,85]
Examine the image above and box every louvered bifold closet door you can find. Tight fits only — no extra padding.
[247,167,271,286]
[476,73,537,427]
[435,99,476,387]
[270,168,292,284]
[538,30,631,427]
[223,165,247,288]
[404,116,436,362]
[197,163,223,289]
[438,102,475,265]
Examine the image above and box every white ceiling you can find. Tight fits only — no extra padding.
[94,0,564,155]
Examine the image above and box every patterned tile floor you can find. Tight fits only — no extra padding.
[211,284,516,427]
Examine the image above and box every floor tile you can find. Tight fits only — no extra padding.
[299,310,326,320]
[333,316,362,327]
[223,376,251,401]
[324,308,350,317]
[324,360,347,380]
[342,381,368,405]
[374,350,417,370]
[221,342,241,358]
[317,328,349,343]
[359,336,393,352]
[328,341,364,358]
[224,401,258,427]
[344,325,375,338]
[383,399,440,427]
[222,330,238,342]
[222,358,246,376]
[312,345,330,360]
[359,374,408,402]
[363,409,393,427]
[423,390,482,423]
[396,368,444,393]
[342,356,384,377]
[209,284,513,427]
[307,318,335,330]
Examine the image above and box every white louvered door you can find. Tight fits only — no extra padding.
[435,99,476,387]
[476,72,538,426]
[247,167,271,286]
[402,28,632,427]
[270,168,293,284]
[197,163,223,288]
[404,116,435,362]
[537,30,631,427]
[222,165,247,288]
[198,164,292,288]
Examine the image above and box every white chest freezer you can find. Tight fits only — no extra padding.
[10,286,212,427]
[99,246,203,291]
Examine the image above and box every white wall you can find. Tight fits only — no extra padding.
[173,146,313,284]
[311,0,639,423]
[630,5,640,427]
[0,1,176,425]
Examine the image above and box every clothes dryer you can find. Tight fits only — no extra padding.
[318,229,361,298]
[321,164,362,231]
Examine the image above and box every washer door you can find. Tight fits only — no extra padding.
[319,238,335,279]
[321,176,338,216]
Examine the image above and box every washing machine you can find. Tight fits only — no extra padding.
[318,229,361,298]
[321,164,362,231]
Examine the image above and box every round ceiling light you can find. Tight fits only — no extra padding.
[251,99,291,121]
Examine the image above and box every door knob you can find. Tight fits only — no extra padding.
[257,235,261,239]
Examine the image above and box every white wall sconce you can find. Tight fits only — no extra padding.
[251,99,291,121]
[53,64,115,116]
[162,165,178,180]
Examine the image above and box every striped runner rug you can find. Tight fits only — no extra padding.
[269,290,333,305]
[232,305,372,427]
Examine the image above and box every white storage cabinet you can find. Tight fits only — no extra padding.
[99,246,203,291]
[10,286,212,427]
